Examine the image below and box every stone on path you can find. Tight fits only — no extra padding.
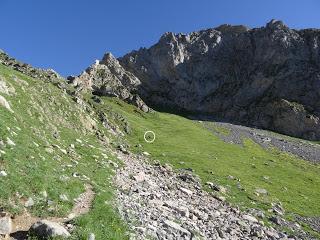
[132,171,146,183]
[29,220,70,238]
[24,197,35,208]
[179,187,193,195]
[0,216,12,235]
[243,214,259,223]
[163,220,191,236]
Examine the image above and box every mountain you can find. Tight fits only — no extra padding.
[73,20,320,141]
[1,21,320,240]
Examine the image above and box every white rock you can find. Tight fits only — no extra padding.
[142,151,150,156]
[212,210,221,218]
[0,171,7,177]
[177,206,189,218]
[255,188,268,195]
[132,172,146,183]
[6,137,15,146]
[0,79,10,95]
[30,220,70,238]
[88,232,95,240]
[0,95,14,113]
[45,147,54,154]
[0,216,12,235]
[205,181,214,187]
[180,187,193,195]
[163,220,190,236]
[40,190,48,199]
[59,194,69,202]
[243,214,258,223]
[25,197,35,208]
[60,149,67,154]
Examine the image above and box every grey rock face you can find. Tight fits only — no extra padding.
[29,220,70,238]
[116,19,320,140]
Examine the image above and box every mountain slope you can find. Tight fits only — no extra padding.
[1,25,320,239]
[73,20,320,141]
[119,19,320,141]
[0,62,128,239]
[92,96,320,239]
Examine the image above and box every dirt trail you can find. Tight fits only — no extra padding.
[6,184,95,240]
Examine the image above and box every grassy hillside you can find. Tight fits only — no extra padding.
[1,62,320,239]
[93,97,320,233]
[0,64,128,239]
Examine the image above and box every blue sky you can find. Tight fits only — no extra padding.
[0,0,319,76]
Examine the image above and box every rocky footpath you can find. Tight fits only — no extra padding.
[114,151,312,240]
[0,184,94,239]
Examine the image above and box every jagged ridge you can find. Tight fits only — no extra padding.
[74,19,320,140]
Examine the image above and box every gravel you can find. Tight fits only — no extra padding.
[113,151,312,240]
[202,121,320,164]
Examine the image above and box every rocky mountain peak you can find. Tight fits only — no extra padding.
[215,24,249,34]
[78,20,320,140]
[69,53,149,112]
[101,52,116,65]
[159,32,177,42]
[266,19,288,30]
[0,50,63,82]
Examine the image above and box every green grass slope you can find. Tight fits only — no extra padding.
[94,97,320,233]
[1,61,320,239]
[0,64,128,239]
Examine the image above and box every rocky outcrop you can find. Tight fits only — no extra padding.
[115,19,320,140]
[0,51,63,82]
[29,220,70,238]
[68,53,150,112]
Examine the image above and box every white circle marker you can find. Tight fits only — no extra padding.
[144,131,156,143]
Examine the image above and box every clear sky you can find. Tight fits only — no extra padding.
[0,0,319,76]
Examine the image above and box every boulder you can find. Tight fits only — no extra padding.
[255,188,268,195]
[29,220,70,238]
[0,216,12,235]
[179,187,193,195]
[243,214,258,223]
[24,197,35,208]
[132,172,146,183]
[0,95,14,113]
[88,233,95,240]
[163,220,190,236]
[0,171,7,177]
